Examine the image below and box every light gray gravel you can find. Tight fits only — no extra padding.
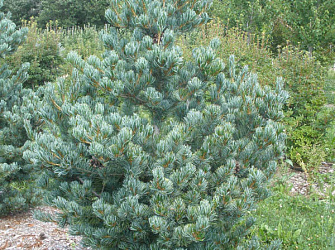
[0,206,90,250]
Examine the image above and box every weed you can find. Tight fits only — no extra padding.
[249,178,335,249]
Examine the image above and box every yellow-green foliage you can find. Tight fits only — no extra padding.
[59,24,106,59]
[177,19,333,170]
[177,20,275,87]
[5,19,63,89]
[5,19,106,89]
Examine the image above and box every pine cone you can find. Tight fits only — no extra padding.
[90,156,104,168]
[152,28,167,44]
[234,161,240,174]
[153,33,160,44]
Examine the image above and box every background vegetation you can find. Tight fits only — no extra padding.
[180,21,335,175]
[3,0,110,28]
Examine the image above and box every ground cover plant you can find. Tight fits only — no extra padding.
[248,166,335,249]
[24,0,288,248]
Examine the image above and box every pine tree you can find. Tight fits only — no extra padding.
[26,0,288,248]
[0,0,41,215]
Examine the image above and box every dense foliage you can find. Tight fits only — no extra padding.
[38,0,110,28]
[3,0,110,28]
[0,0,333,248]
[4,20,108,90]
[211,0,335,64]
[25,0,288,248]
[5,19,63,89]
[178,21,334,172]
[2,0,40,26]
[0,0,41,216]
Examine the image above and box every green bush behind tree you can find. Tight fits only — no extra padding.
[211,0,335,66]
[4,19,107,89]
[3,0,110,28]
[3,0,334,65]
[5,19,63,89]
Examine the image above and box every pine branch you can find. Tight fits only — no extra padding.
[77,177,101,198]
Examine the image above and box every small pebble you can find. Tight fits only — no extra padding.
[39,232,47,240]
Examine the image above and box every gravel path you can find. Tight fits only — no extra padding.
[0,206,89,250]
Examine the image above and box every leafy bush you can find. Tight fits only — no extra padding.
[5,19,64,89]
[37,0,110,29]
[25,0,288,248]
[324,70,335,162]
[325,125,335,162]
[2,0,41,27]
[209,0,335,66]
[277,46,332,170]
[3,0,111,29]
[177,20,276,87]
[59,24,105,60]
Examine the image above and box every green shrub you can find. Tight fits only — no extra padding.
[277,46,332,170]
[2,0,41,27]
[324,70,335,162]
[5,19,64,89]
[37,0,110,29]
[25,0,288,248]
[5,20,107,89]
[209,0,335,67]
[59,24,105,60]
[177,21,273,87]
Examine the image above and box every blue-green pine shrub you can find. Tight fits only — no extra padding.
[0,0,42,216]
[26,0,288,248]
